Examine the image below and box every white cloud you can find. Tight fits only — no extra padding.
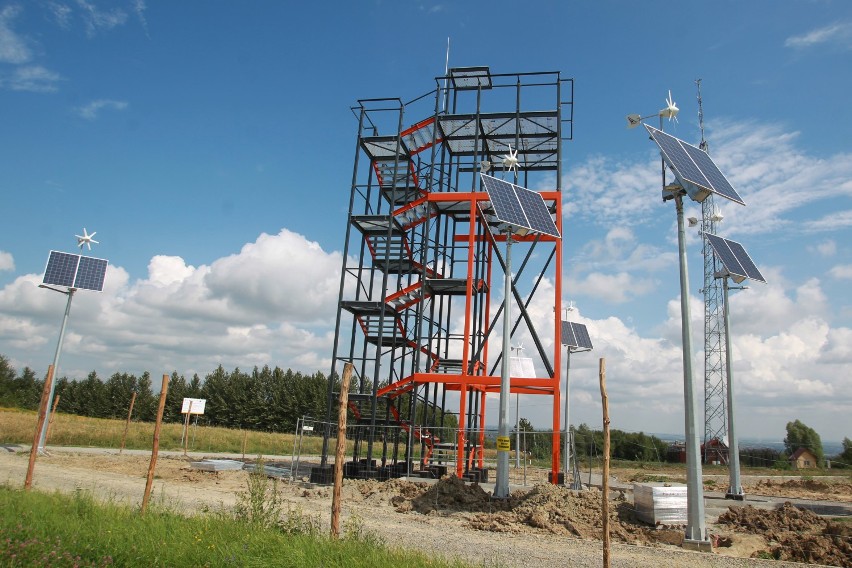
[0,251,13,271]
[76,0,130,37]
[76,99,128,119]
[0,5,31,64]
[828,264,852,280]
[3,65,63,92]
[810,239,836,257]
[785,21,852,49]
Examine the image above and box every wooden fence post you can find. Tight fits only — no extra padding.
[330,362,353,539]
[142,374,169,513]
[599,357,610,568]
[24,365,55,491]
[120,391,137,454]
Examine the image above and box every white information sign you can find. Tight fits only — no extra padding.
[181,397,207,415]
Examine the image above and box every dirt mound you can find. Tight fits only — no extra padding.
[718,502,852,567]
[747,478,852,502]
[407,475,497,514]
[383,478,683,547]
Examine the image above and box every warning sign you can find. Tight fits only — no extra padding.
[496,436,511,451]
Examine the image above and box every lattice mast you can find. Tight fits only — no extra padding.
[697,79,729,464]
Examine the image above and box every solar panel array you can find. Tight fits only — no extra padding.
[644,124,745,206]
[480,174,560,238]
[561,321,593,350]
[43,250,108,292]
[704,233,766,284]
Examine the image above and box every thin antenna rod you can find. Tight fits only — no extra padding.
[442,37,450,112]
[696,79,708,153]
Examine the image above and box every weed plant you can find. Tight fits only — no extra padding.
[0,484,470,567]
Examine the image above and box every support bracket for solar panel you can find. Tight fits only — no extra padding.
[662,182,686,202]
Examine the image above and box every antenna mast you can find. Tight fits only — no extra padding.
[696,79,729,466]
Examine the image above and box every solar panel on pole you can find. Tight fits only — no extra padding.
[481,174,529,229]
[43,251,80,288]
[705,233,765,283]
[644,125,745,206]
[561,321,592,350]
[75,256,109,291]
[514,184,560,238]
[42,251,109,292]
[480,173,560,238]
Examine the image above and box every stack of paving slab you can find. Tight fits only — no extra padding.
[633,482,688,525]
[190,459,245,472]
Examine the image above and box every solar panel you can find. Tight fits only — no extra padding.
[480,174,560,238]
[42,251,108,292]
[43,251,80,288]
[644,125,745,206]
[514,184,561,238]
[561,321,593,350]
[705,233,765,284]
[75,256,109,291]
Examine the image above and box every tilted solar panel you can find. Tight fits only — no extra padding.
[725,239,765,283]
[42,251,108,291]
[43,251,80,288]
[514,184,560,238]
[645,125,745,206]
[481,174,529,228]
[480,173,560,238]
[561,321,593,350]
[75,256,109,291]
[705,233,765,284]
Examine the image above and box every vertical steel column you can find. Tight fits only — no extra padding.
[675,194,708,546]
[494,228,514,499]
[723,278,744,499]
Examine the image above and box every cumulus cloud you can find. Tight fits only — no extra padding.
[828,264,852,280]
[0,252,13,271]
[785,21,852,49]
[0,228,342,379]
[75,99,128,119]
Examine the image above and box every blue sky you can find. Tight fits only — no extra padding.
[1,1,851,443]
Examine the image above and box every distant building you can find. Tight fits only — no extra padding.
[788,447,818,469]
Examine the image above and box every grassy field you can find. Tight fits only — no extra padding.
[0,408,323,457]
[0,484,472,567]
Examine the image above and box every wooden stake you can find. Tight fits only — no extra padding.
[330,362,353,539]
[241,429,248,460]
[24,365,54,491]
[599,357,611,568]
[142,374,169,514]
[120,391,137,454]
[45,395,60,446]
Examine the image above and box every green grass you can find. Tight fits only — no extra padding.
[0,484,470,567]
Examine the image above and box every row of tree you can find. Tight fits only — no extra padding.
[0,354,334,432]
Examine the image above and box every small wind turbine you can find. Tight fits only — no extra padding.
[501,144,519,176]
[76,228,99,250]
[660,90,679,123]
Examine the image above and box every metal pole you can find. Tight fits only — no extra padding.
[39,288,75,452]
[675,195,709,547]
[494,229,513,499]
[723,278,744,499]
[563,348,571,485]
[515,392,520,469]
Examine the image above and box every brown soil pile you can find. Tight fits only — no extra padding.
[718,502,852,567]
[746,478,852,502]
[377,477,684,547]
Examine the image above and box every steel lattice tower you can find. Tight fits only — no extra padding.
[697,80,730,464]
[313,67,573,485]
